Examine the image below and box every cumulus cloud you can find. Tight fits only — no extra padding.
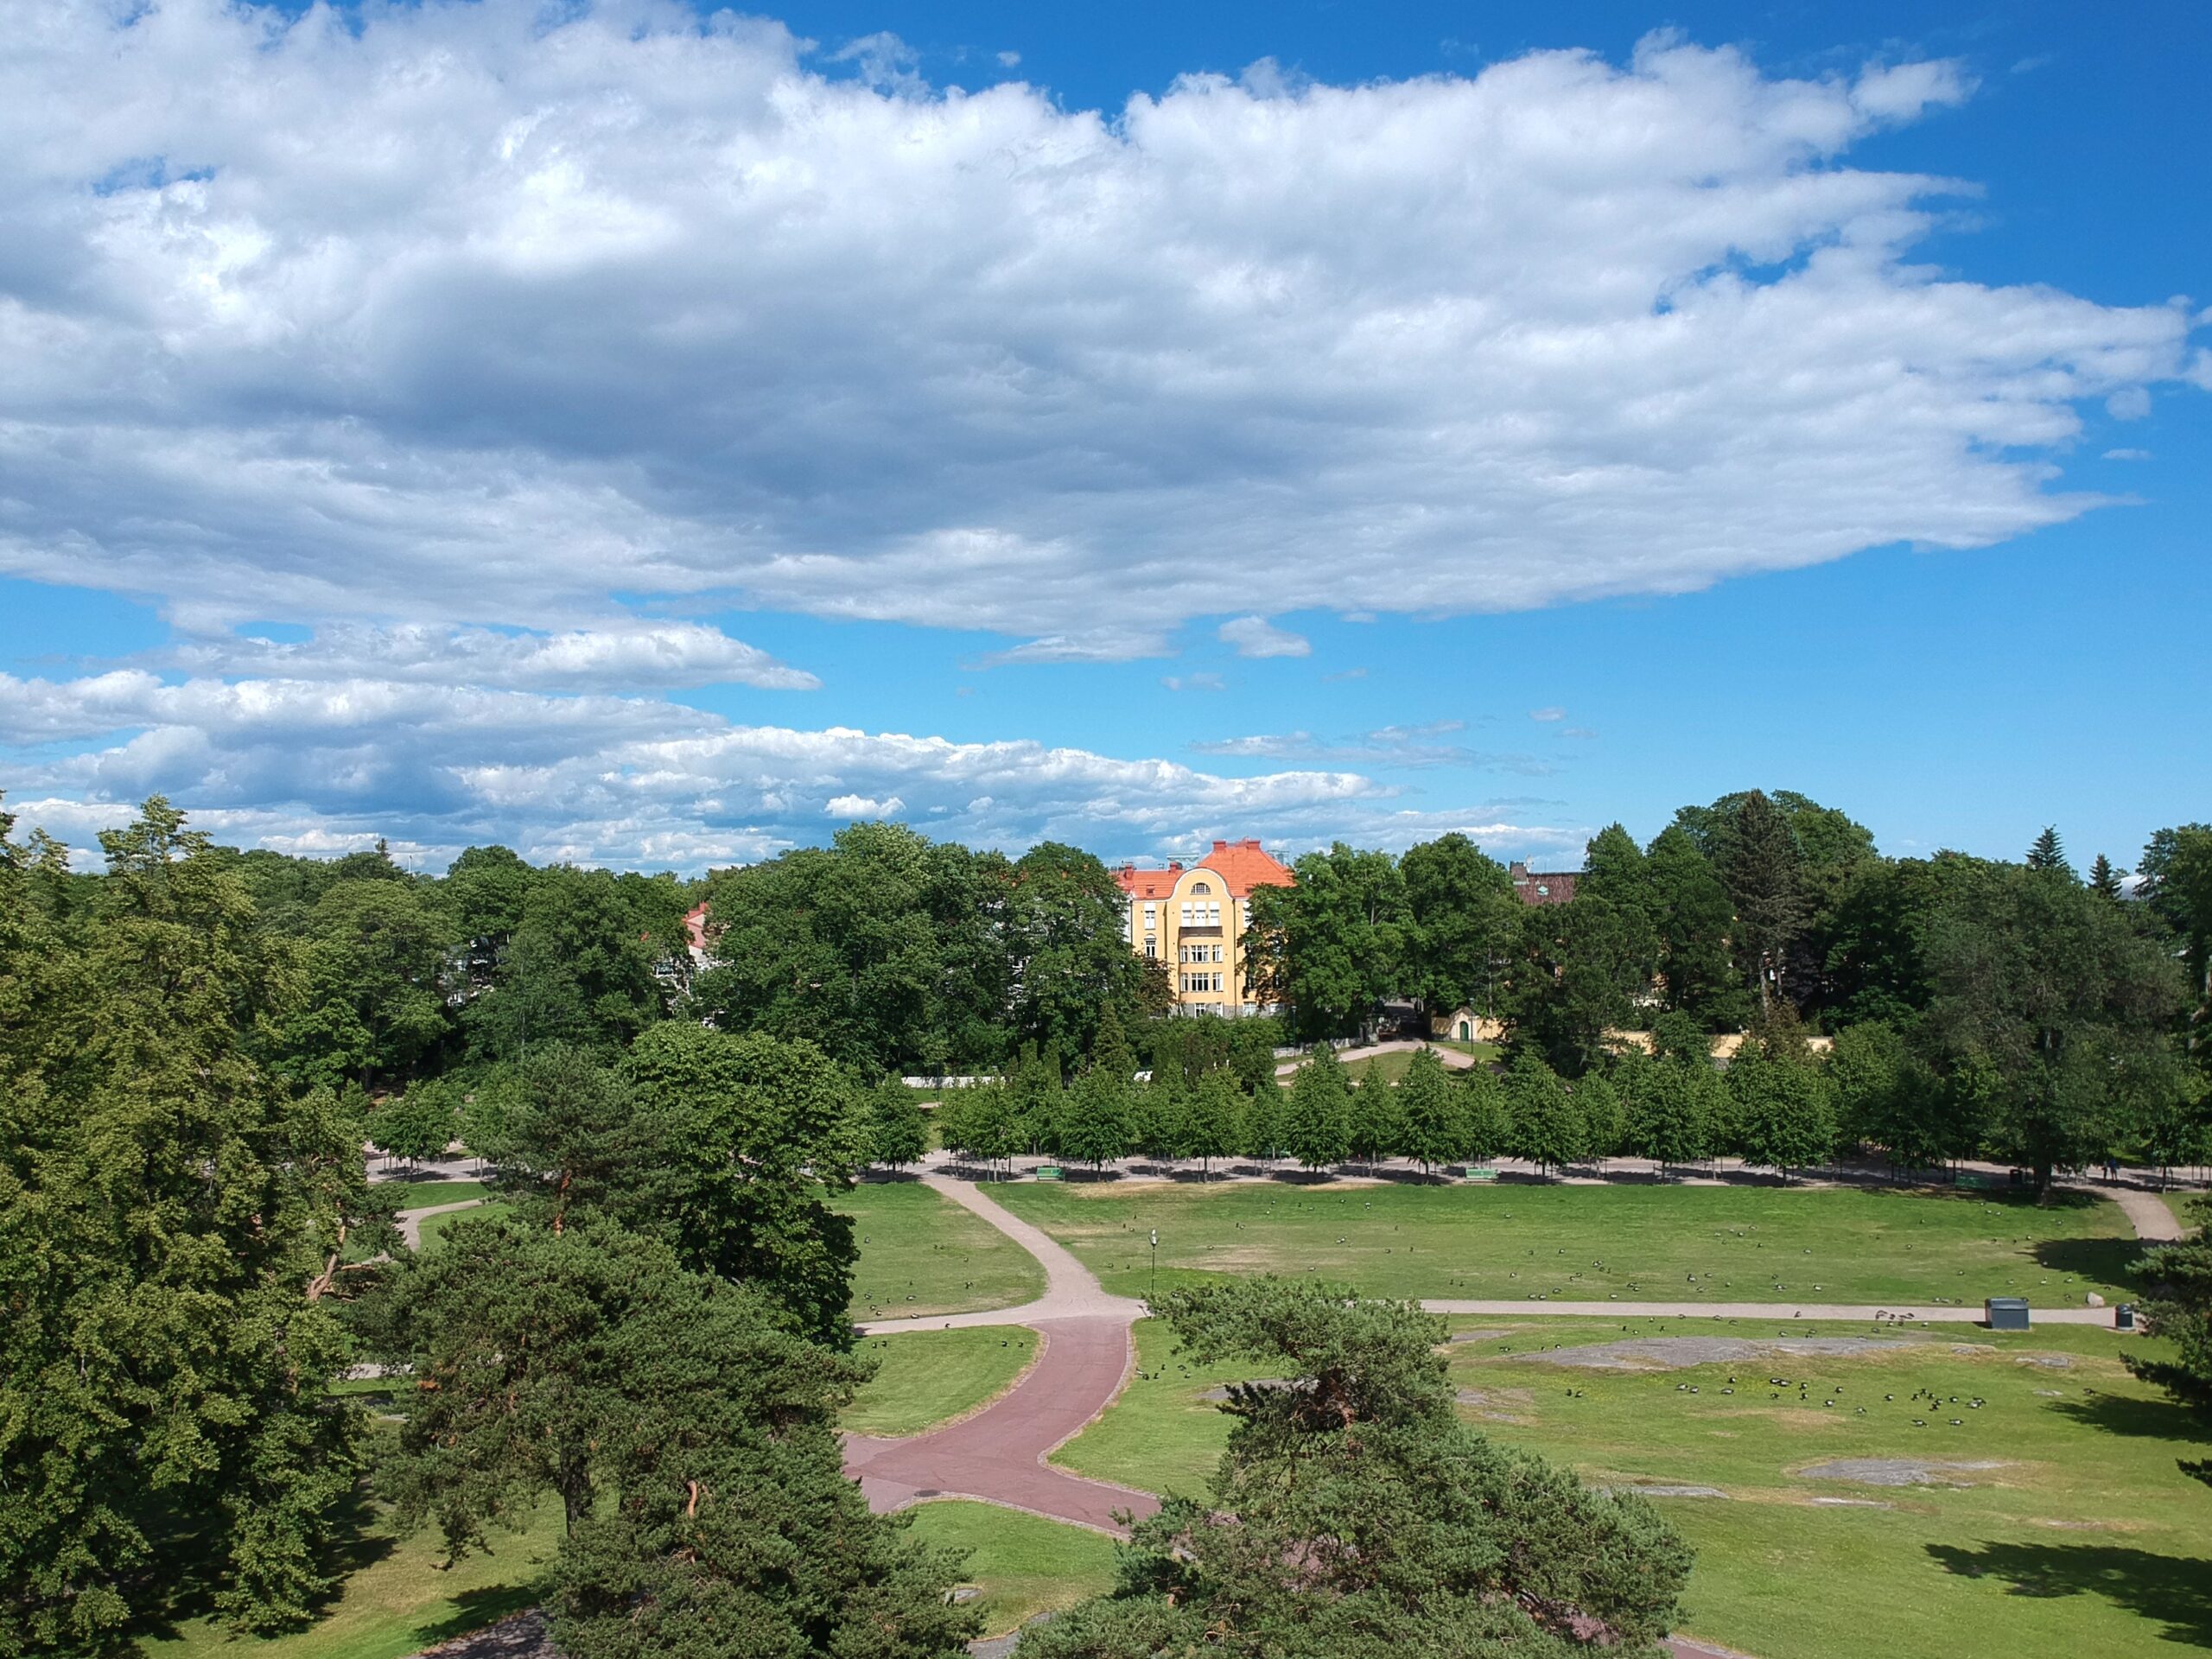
[1217,616,1313,658]
[0,669,1591,870]
[0,3,2194,663]
[1529,707,1567,722]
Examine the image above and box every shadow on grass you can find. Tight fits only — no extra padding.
[2050,1389,2212,1447]
[2032,1235,2149,1287]
[1925,1539,2212,1646]
[410,1583,550,1652]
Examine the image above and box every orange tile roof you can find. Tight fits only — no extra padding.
[1115,862,1183,900]
[1198,838,1294,896]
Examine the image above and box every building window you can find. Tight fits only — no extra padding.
[1192,880,1212,894]
[1207,901,1222,927]
[1142,903,1156,929]
[1143,939,1156,958]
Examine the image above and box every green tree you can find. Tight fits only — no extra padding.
[2025,825,2070,874]
[1009,842,1156,1067]
[1643,825,1749,1029]
[1243,844,1408,1040]
[1344,1071,1402,1166]
[1505,1048,1581,1173]
[283,878,453,1088]
[465,865,669,1060]
[1459,1064,1510,1164]
[1242,1071,1287,1164]
[1720,789,1804,1014]
[2088,853,2127,901]
[1024,1281,1691,1659]
[1574,1070,1624,1162]
[1727,1049,1834,1181]
[864,1077,930,1170]
[1395,1048,1465,1173]
[1059,1063,1134,1171]
[1622,1053,1709,1172]
[1926,861,2183,1198]
[621,1024,867,1346]
[496,1044,650,1236]
[2124,1195,2212,1488]
[0,799,379,1654]
[1508,895,1656,1076]
[369,1216,978,1655]
[1399,833,1519,1020]
[2139,823,2212,1072]
[1178,1068,1244,1176]
[375,1077,459,1165]
[1283,1046,1352,1170]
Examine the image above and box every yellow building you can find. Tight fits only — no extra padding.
[1115,838,1295,1016]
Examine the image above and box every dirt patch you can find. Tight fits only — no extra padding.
[1620,1484,1729,1498]
[1446,1328,1510,1344]
[2015,1352,2073,1370]
[1197,1378,1290,1402]
[1453,1385,1534,1408]
[1797,1459,2008,1488]
[1532,1336,1923,1372]
[1808,1497,1893,1509]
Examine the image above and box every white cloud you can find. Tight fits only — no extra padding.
[2101,448,2152,461]
[2106,386,2152,420]
[1161,671,1225,692]
[163,622,817,691]
[1,669,1583,870]
[0,7,2191,662]
[1529,707,1567,722]
[1217,616,1313,659]
[1190,720,1545,772]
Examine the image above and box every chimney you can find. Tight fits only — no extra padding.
[1212,840,1230,853]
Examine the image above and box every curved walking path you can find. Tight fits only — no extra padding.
[843,1176,1154,1535]
[854,1175,1762,1659]
[1274,1036,1478,1078]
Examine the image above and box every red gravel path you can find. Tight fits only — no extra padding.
[843,1314,1158,1533]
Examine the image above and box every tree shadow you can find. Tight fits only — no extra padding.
[410,1585,550,1652]
[2033,1236,2149,1287]
[1924,1539,2212,1646]
[2050,1390,2211,1446]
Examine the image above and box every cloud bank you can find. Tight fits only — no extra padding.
[0,4,2200,867]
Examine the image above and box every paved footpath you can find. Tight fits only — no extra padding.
[853,1176,1763,1659]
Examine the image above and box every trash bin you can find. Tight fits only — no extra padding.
[2116,1303,2137,1332]
[1985,1296,2031,1331]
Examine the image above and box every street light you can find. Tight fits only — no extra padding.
[1150,1229,1159,1306]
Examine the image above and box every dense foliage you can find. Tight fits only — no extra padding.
[1020,1280,1690,1657]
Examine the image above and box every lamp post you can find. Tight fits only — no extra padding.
[1150,1229,1159,1306]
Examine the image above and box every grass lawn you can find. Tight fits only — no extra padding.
[2164,1189,2206,1233]
[990,1179,2145,1308]
[141,1497,560,1659]
[379,1179,495,1207]
[901,1502,1116,1638]
[838,1179,1047,1319]
[1054,1315,2212,1659]
[414,1200,510,1249]
[844,1328,1039,1436]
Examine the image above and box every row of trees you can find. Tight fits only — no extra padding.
[1247,798,2212,1195]
[934,1031,1838,1183]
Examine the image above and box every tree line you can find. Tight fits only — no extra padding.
[1247,794,2212,1196]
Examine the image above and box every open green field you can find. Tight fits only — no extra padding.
[1049,1314,2212,1659]
[844,1328,1039,1436]
[990,1179,2144,1307]
[414,1200,509,1248]
[377,1179,496,1207]
[902,1502,1116,1637]
[839,1179,1047,1319]
[140,1497,559,1659]
[2164,1189,2207,1232]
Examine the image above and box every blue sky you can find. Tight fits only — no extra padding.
[1,0,2205,874]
